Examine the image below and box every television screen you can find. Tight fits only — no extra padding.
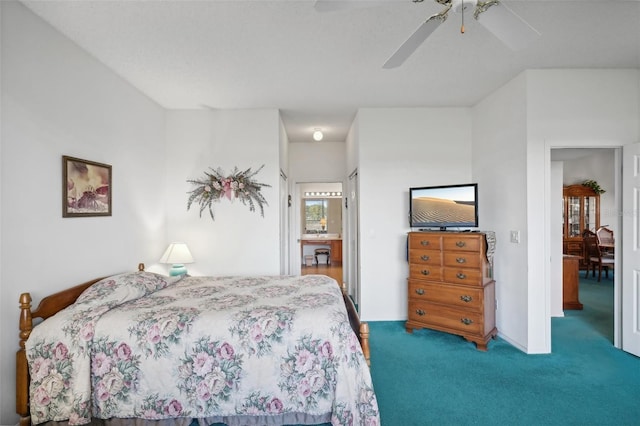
[409,183,478,230]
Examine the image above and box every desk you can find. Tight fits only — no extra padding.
[563,254,583,310]
[301,238,342,264]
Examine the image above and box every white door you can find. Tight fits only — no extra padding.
[622,142,640,357]
[279,171,289,275]
[291,183,303,276]
[347,170,359,305]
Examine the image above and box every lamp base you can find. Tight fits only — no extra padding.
[169,264,188,276]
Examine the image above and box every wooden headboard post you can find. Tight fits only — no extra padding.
[16,293,32,426]
[360,322,371,367]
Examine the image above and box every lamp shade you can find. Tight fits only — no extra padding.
[159,243,194,276]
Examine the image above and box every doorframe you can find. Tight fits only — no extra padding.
[279,169,289,275]
[544,141,622,349]
[290,181,346,279]
[347,168,359,306]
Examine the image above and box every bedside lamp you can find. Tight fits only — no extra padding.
[159,242,194,276]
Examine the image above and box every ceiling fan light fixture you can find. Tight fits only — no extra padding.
[313,129,324,141]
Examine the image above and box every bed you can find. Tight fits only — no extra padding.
[16,264,378,426]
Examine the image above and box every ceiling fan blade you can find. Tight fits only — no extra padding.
[383,16,444,69]
[475,1,540,50]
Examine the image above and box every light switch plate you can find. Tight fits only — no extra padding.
[510,231,520,244]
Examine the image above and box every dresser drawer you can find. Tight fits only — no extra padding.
[408,234,442,250]
[442,235,482,252]
[443,267,485,286]
[408,280,483,311]
[565,242,582,251]
[563,241,583,257]
[443,252,482,269]
[409,264,443,281]
[409,249,442,266]
[408,301,484,334]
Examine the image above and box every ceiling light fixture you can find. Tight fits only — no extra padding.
[312,129,324,141]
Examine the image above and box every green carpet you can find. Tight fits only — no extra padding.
[368,274,639,425]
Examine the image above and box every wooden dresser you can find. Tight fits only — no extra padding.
[406,231,497,351]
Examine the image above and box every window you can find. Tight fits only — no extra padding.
[305,199,328,233]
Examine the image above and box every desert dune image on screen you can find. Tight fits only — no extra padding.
[411,186,475,226]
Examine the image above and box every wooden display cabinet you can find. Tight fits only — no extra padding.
[562,184,600,267]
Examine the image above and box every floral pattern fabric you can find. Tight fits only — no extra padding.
[26,272,379,426]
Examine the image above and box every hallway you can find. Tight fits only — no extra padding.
[301,263,343,285]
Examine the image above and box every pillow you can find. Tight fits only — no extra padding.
[76,271,183,306]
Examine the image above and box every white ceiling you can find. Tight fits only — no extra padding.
[21,0,640,143]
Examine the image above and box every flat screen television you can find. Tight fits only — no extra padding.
[409,183,478,230]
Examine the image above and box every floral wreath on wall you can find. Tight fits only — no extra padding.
[187,165,270,220]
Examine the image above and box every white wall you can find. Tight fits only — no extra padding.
[288,141,347,183]
[0,2,168,423]
[345,120,360,301]
[164,109,282,276]
[355,108,473,321]
[278,117,290,275]
[346,115,359,176]
[279,116,289,177]
[550,161,564,318]
[472,74,530,351]
[0,3,4,422]
[526,69,639,353]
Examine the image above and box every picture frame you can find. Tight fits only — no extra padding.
[62,155,112,217]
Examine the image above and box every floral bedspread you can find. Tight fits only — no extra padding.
[26,272,379,426]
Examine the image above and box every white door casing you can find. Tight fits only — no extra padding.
[279,170,289,275]
[347,169,359,305]
[622,142,640,357]
[291,183,302,276]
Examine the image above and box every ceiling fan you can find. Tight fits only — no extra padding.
[315,0,540,68]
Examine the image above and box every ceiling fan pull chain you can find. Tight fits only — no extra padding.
[461,0,465,34]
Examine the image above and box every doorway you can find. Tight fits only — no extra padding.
[550,147,618,344]
[295,182,345,285]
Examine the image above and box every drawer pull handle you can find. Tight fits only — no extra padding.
[456,241,466,248]
[420,240,430,246]
[421,270,430,276]
[415,288,425,295]
[421,255,430,261]
[461,318,474,325]
[456,257,466,264]
[416,309,426,316]
[460,295,473,303]
[456,272,467,280]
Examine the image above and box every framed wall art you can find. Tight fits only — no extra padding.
[62,155,112,217]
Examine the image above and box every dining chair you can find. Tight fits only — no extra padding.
[583,233,614,282]
[596,226,614,257]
